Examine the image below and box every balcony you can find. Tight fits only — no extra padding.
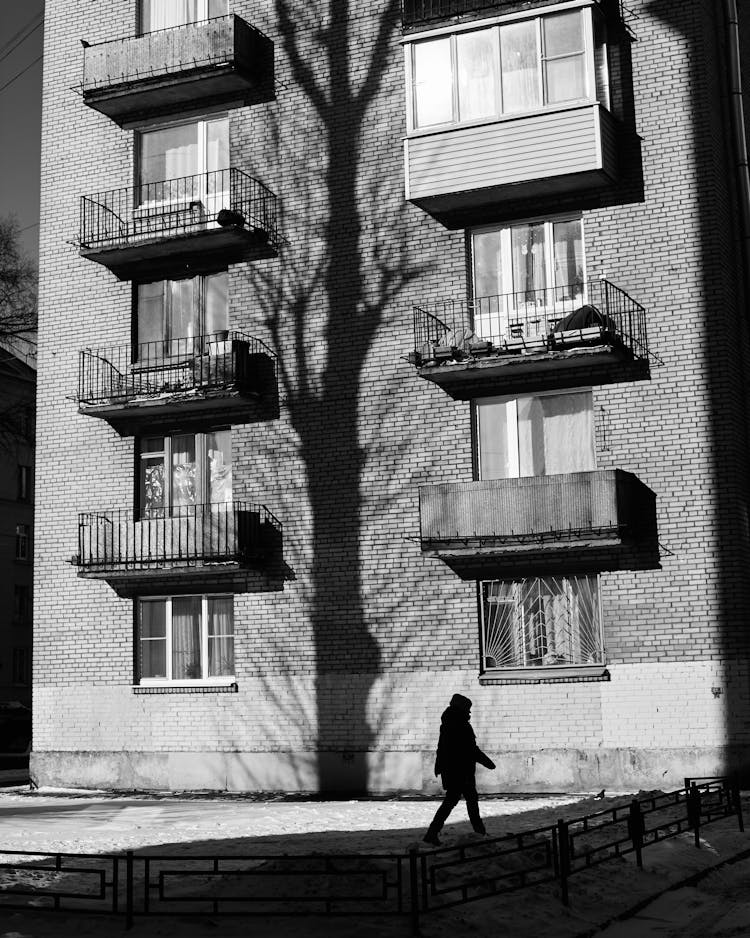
[75,502,282,596]
[77,332,277,434]
[419,470,658,579]
[81,15,274,127]
[410,280,649,398]
[79,169,281,281]
[405,103,618,228]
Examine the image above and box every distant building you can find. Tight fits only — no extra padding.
[33,0,750,792]
[0,342,35,710]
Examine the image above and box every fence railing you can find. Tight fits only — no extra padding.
[401,0,625,26]
[78,331,275,406]
[76,502,281,571]
[79,168,280,253]
[411,279,648,365]
[0,779,742,933]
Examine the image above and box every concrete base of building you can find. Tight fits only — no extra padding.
[30,747,750,794]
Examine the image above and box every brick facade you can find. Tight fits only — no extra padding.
[33,0,750,792]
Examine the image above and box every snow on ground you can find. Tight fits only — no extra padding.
[0,787,748,937]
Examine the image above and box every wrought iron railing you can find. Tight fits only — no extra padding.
[78,331,275,406]
[402,0,625,26]
[411,279,648,365]
[0,780,742,934]
[76,502,281,571]
[79,168,280,253]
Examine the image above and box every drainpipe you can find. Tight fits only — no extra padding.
[723,0,750,311]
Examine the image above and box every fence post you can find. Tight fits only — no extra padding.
[628,799,644,869]
[687,783,701,848]
[409,847,420,937]
[125,850,134,930]
[557,819,570,907]
[731,775,745,832]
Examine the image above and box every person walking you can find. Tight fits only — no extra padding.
[423,693,496,846]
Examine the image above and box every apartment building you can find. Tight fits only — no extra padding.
[0,344,35,713]
[33,0,750,792]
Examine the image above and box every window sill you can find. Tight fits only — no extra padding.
[133,681,238,695]
[479,666,610,685]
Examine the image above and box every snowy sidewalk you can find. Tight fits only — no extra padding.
[0,788,747,938]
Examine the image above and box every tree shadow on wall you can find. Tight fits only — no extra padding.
[244,0,427,793]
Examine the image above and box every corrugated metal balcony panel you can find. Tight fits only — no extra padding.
[82,15,274,125]
[418,471,658,577]
[406,104,618,226]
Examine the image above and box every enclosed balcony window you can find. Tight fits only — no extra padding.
[408,8,606,131]
[140,0,227,32]
[137,272,228,356]
[476,389,595,480]
[481,575,603,670]
[139,594,234,682]
[139,429,232,518]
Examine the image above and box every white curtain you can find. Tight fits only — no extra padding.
[500,20,540,112]
[518,391,594,476]
[457,28,498,121]
[171,597,201,679]
[171,434,197,507]
[477,399,513,479]
[142,0,199,31]
[207,597,234,677]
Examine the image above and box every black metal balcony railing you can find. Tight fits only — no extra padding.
[76,502,280,572]
[78,331,275,406]
[402,0,624,26]
[411,279,648,366]
[79,168,281,255]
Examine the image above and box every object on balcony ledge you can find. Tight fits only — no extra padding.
[217,208,246,228]
[550,304,619,349]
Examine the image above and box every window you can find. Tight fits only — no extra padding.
[139,429,232,518]
[17,465,32,502]
[13,585,31,625]
[481,575,603,670]
[409,8,604,129]
[137,272,228,355]
[140,0,227,33]
[477,389,594,480]
[15,524,30,561]
[12,647,31,685]
[138,115,229,215]
[138,595,234,682]
[472,216,584,341]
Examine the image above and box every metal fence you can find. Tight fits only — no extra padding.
[79,168,280,253]
[411,279,648,365]
[76,502,281,571]
[78,331,275,406]
[0,778,742,934]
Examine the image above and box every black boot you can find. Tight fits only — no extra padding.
[423,829,441,846]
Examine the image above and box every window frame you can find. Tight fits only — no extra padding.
[15,523,31,562]
[478,574,606,677]
[405,4,602,133]
[17,465,32,502]
[137,428,232,518]
[134,271,229,355]
[11,647,31,686]
[136,593,235,686]
[475,386,596,481]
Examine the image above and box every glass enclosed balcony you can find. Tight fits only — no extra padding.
[79,168,281,281]
[409,279,649,398]
[75,502,281,596]
[77,331,277,434]
[419,470,658,579]
[81,15,274,126]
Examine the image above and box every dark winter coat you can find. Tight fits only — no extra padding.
[433,704,495,790]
